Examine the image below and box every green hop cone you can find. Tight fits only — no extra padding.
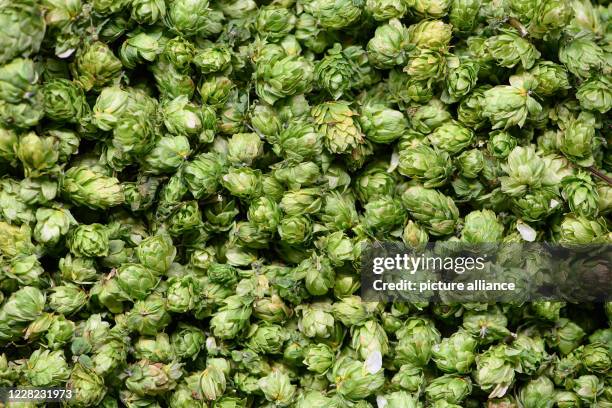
[559,213,609,244]
[405,0,451,17]
[258,370,296,406]
[403,48,447,82]
[199,75,233,107]
[91,86,130,131]
[558,38,605,80]
[401,185,459,236]
[33,207,75,246]
[529,61,571,97]
[432,329,477,374]
[315,43,356,100]
[24,349,70,387]
[68,224,110,258]
[131,0,166,24]
[183,153,224,199]
[135,233,176,274]
[163,0,211,37]
[0,57,44,128]
[167,276,198,313]
[210,295,252,340]
[488,131,518,159]
[207,263,238,287]
[396,317,441,366]
[331,355,385,400]
[303,343,335,374]
[485,30,540,69]
[161,37,194,70]
[572,375,602,404]
[295,13,335,54]
[350,320,389,360]
[171,323,206,360]
[127,294,172,336]
[581,343,611,374]
[227,133,264,166]
[474,345,515,399]
[0,57,39,105]
[511,188,560,222]
[402,220,429,249]
[255,45,314,105]
[378,391,421,408]
[456,148,484,178]
[43,78,89,123]
[425,374,473,404]
[119,31,160,69]
[398,143,453,188]
[559,117,596,167]
[367,19,411,69]
[49,284,88,315]
[280,188,322,216]
[247,196,282,234]
[274,119,323,163]
[410,98,452,134]
[442,57,479,103]
[576,75,612,114]
[0,126,18,165]
[66,362,106,406]
[429,120,475,154]
[500,146,545,196]
[193,44,232,74]
[0,0,45,64]
[366,0,408,20]
[561,172,600,218]
[16,132,59,178]
[528,0,572,39]
[462,308,512,344]
[303,0,363,29]
[161,96,210,142]
[133,333,175,363]
[483,75,542,130]
[457,85,490,130]
[62,166,124,210]
[250,102,281,138]
[461,209,504,243]
[150,57,195,99]
[449,0,480,34]
[71,42,122,91]
[517,376,555,408]
[312,101,364,154]
[408,19,452,49]
[246,323,289,354]
[555,391,582,408]
[255,6,296,42]
[355,163,395,202]
[0,286,46,342]
[125,360,183,396]
[362,196,405,234]
[116,263,160,301]
[359,103,408,144]
[198,364,227,401]
[390,363,425,392]
[297,302,335,339]
[221,167,263,200]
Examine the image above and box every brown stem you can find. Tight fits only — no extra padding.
[588,166,612,185]
[508,17,529,37]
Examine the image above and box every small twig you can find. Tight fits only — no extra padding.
[508,17,529,37]
[587,166,612,185]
